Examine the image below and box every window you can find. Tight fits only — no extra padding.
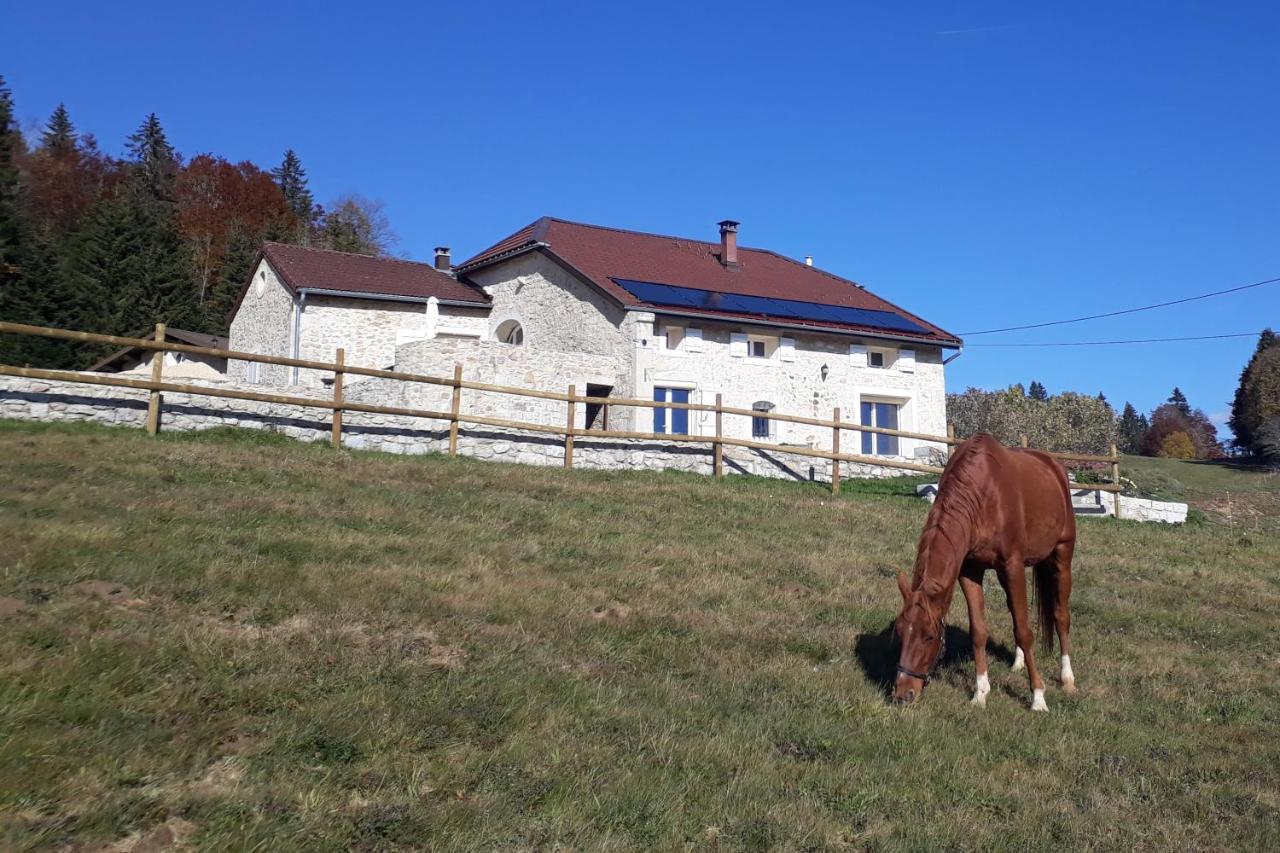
[752,401,775,439]
[868,347,894,369]
[653,387,691,435]
[246,361,261,384]
[750,339,767,359]
[861,401,901,456]
[584,384,612,430]
[496,320,524,345]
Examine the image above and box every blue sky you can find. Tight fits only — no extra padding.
[6,1,1278,428]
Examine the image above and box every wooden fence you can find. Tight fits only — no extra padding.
[0,320,1124,512]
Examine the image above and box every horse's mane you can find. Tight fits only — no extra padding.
[911,435,999,595]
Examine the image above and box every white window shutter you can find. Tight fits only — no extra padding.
[849,344,868,367]
[685,327,703,352]
[899,348,916,373]
[730,333,747,358]
[779,337,796,362]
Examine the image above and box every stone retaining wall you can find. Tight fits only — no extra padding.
[0,374,906,484]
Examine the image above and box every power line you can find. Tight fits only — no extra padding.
[960,275,1280,336]
[967,332,1260,348]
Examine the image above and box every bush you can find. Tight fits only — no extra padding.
[1159,431,1196,459]
[947,386,1115,454]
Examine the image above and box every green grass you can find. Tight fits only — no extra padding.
[1,421,1278,851]
[1121,453,1280,531]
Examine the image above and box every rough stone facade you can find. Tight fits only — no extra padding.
[227,258,294,385]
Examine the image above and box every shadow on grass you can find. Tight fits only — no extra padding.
[853,622,1016,698]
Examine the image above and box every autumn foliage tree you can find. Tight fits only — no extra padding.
[176,155,296,324]
[0,77,399,367]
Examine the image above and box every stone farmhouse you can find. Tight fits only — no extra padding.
[228,217,962,462]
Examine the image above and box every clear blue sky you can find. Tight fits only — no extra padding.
[6,2,1278,428]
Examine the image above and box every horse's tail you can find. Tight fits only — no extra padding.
[1033,562,1058,653]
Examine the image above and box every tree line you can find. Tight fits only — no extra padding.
[0,75,397,369]
[951,330,1280,466]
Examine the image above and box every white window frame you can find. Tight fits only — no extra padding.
[245,361,261,384]
[868,346,896,369]
[651,382,699,436]
[746,334,778,363]
[856,391,912,458]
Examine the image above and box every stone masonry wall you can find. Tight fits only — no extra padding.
[0,374,905,484]
[227,258,294,385]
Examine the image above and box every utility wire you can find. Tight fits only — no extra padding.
[960,275,1280,336]
[967,332,1260,348]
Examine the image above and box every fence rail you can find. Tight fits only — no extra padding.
[0,321,1125,507]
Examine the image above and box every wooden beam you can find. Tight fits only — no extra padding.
[831,407,841,495]
[713,393,723,479]
[565,384,576,469]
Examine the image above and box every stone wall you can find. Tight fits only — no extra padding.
[0,373,907,484]
[227,258,294,385]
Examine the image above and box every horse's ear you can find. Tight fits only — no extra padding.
[897,572,912,601]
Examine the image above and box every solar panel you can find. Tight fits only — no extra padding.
[610,278,930,335]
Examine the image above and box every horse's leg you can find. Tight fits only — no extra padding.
[960,564,990,707]
[997,558,1047,711]
[1052,540,1077,693]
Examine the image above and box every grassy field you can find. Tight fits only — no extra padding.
[1,421,1278,851]
[1122,453,1280,531]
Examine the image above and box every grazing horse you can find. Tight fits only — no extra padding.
[892,433,1077,711]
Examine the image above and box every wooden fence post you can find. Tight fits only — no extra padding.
[1020,434,1029,448]
[448,364,462,457]
[831,407,841,495]
[565,384,576,469]
[145,323,165,436]
[713,393,724,479]
[946,423,956,461]
[1110,442,1123,520]
[331,348,344,449]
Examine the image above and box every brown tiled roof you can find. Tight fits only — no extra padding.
[260,242,489,304]
[459,217,959,345]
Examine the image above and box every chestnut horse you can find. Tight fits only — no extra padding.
[892,433,1077,711]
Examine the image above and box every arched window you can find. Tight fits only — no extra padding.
[752,401,775,439]
[496,320,524,345]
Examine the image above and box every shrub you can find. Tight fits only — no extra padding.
[947,386,1115,454]
[1158,431,1196,459]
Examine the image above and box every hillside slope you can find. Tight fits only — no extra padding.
[1,422,1278,850]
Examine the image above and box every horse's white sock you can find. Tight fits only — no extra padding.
[971,672,991,707]
[1061,654,1076,690]
[1012,647,1025,671]
[1031,688,1048,711]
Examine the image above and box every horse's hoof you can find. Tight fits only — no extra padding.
[1062,679,1078,694]
[971,694,988,708]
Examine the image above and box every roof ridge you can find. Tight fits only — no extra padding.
[263,241,452,275]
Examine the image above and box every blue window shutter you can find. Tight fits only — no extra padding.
[860,401,874,455]
[653,387,666,434]
[671,388,690,435]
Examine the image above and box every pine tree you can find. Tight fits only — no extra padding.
[1116,402,1149,455]
[41,104,76,156]
[1167,387,1190,415]
[1028,380,1048,401]
[125,113,179,201]
[272,150,314,224]
[1229,328,1278,452]
[64,191,198,344]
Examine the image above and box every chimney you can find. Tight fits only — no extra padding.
[717,220,739,269]
[804,255,813,266]
[433,246,451,271]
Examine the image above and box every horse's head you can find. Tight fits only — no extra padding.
[892,572,945,705]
